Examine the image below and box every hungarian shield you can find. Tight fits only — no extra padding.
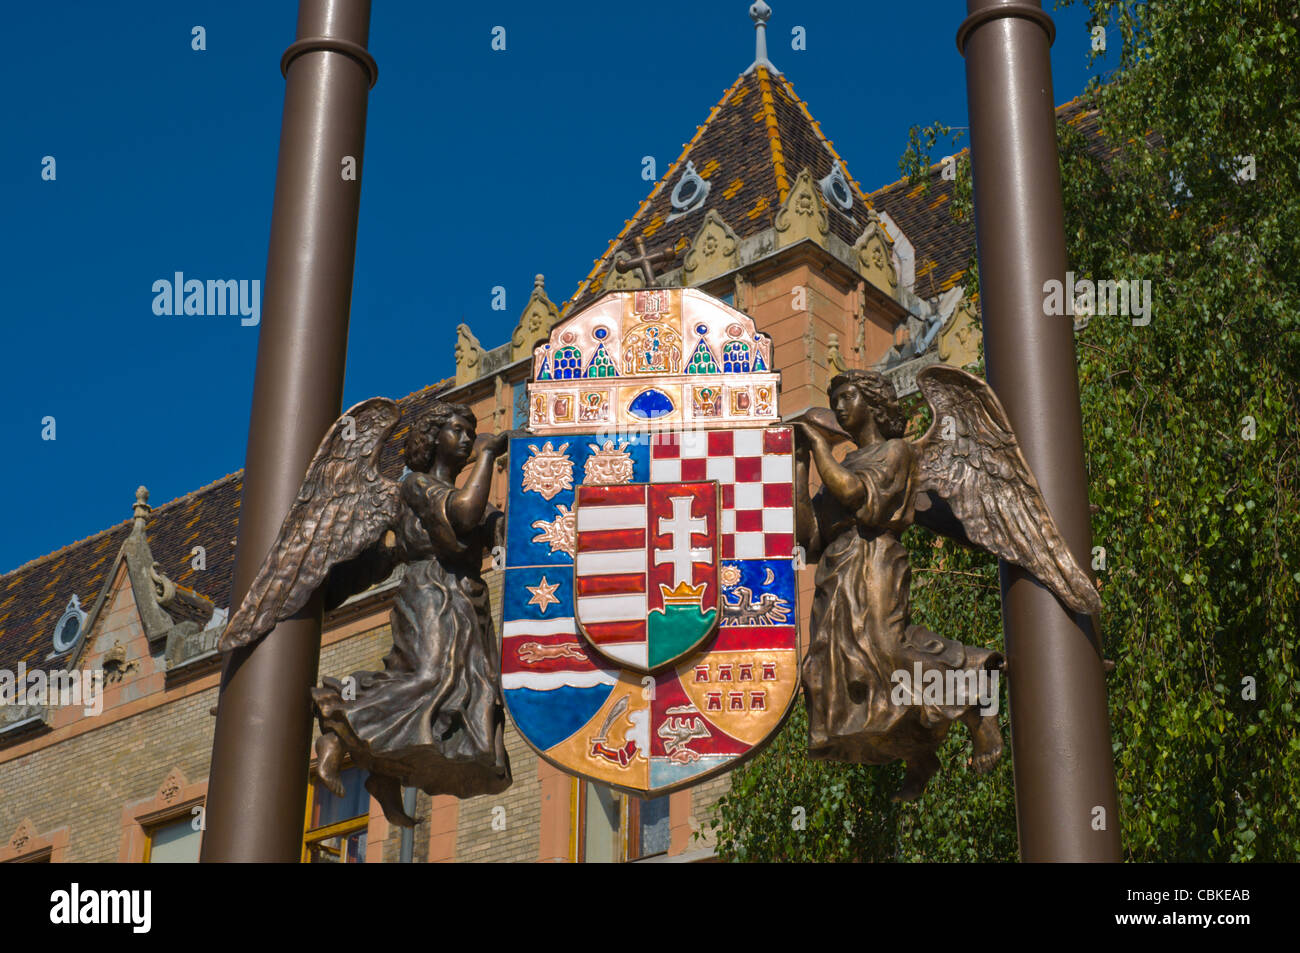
[501,288,799,797]
[574,479,719,673]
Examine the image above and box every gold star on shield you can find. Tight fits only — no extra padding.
[526,576,561,614]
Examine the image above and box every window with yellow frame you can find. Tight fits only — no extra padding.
[302,764,369,863]
[143,811,203,863]
[573,780,671,862]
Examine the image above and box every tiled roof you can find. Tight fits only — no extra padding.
[564,77,1102,312]
[564,66,879,313]
[871,97,1101,300]
[0,377,454,674]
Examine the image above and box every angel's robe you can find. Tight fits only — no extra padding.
[801,438,1000,765]
[314,472,511,797]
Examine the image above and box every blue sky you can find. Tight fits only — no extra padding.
[0,1,1114,574]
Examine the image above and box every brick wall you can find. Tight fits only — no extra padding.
[0,576,397,863]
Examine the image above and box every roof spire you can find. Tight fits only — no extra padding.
[744,1,781,76]
[132,486,151,535]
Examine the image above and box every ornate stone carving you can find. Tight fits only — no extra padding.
[775,167,829,248]
[105,487,216,649]
[511,274,561,362]
[9,819,35,852]
[494,375,509,433]
[826,332,847,374]
[853,281,868,358]
[853,220,899,298]
[455,323,484,386]
[937,295,982,368]
[683,210,740,286]
[884,351,941,398]
[158,767,187,804]
[148,562,176,604]
[102,640,139,683]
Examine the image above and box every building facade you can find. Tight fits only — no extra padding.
[0,16,1098,863]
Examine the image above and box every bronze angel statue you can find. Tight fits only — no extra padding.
[792,365,1100,801]
[218,398,515,826]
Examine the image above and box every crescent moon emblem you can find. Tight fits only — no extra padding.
[763,568,775,585]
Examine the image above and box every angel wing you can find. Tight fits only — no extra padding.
[219,397,405,651]
[911,365,1101,615]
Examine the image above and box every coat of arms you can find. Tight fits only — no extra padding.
[502,288,797,797]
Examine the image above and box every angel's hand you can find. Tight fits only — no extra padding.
[791,422,815,462]
[792,420,825,449]
[474,431,510,459]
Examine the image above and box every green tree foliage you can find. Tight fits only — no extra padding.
[705,0,1299,861]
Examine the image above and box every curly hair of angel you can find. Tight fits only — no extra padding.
[829,369,906,440]
[404,400,476,471]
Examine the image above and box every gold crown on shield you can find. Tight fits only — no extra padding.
[660,581,706,605]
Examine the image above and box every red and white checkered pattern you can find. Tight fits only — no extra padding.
[650,428,794,560]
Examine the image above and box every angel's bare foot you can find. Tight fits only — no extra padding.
[365,773,417,828]
[893,751,940,802]
[313,733,345,798]
[966,711,1004,774]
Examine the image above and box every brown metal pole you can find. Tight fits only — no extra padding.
[202,0,376,862]
[957,0,1121,861]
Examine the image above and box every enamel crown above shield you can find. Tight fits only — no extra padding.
[502,288,799,798]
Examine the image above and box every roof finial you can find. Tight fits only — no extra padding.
[745,2,780,76]
[133,486,151,534]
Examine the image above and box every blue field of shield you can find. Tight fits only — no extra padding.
[720,557,795,608]
[505,432,651,568]
[504,684,615,752]
[501,562,615,753]
[502,566,574,621]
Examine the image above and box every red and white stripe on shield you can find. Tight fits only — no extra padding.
[575,481,719,671]
[574,483,649,668]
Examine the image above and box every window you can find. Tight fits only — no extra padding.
[582,783,621,863]
[1,821,69,863]
[668,160,711,220]
[818,160,854,212]
[144,815,201,863]
[578,782,671,862]
[302,765,368,863]
[52,595,86,653]
[629,796,671,860]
